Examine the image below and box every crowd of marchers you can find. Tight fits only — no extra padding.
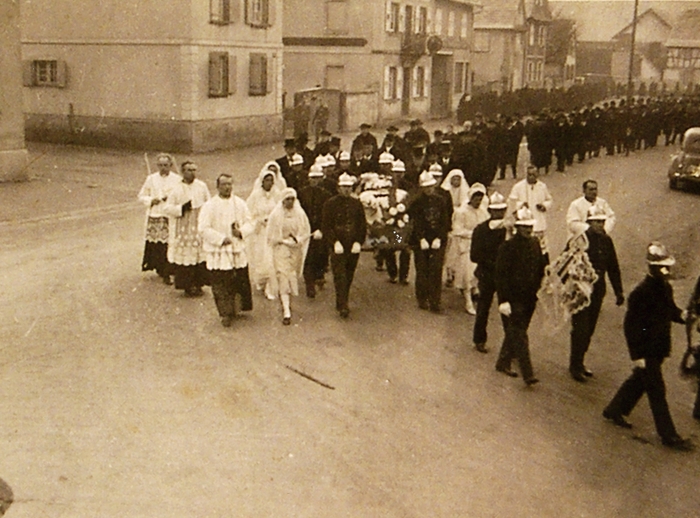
[137,104,700,452]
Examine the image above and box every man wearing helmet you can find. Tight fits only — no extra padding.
[568,205,625,382]
[470,192,509,353]
[603,243,693,451]
[494,207,546,385]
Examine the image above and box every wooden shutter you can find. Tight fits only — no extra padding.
[266,0,275,27]
[383,66,391,99]
[398,6,405,33]
[423,65,430,98]
[412,67,419,98]
[56,60,67,88]
[209,52,225,97]
[435,9,442,35]
[249,53,267,95]
[22,61,35,86]
[396,67,403,100]
[228,54,237,95]
[245,0,252,25]
[427,8,433,34]
[385,1,392,32]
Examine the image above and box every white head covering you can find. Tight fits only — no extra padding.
[441,169,469,208]
[246,163,286,216]
[339,150,351,161]
[429,163,444,177]
[308,164,324,177]
[260,161,287,190]
[323,154,336,166]
[392,160,406,172]
[265,187,312,281]
[290,153,304,166]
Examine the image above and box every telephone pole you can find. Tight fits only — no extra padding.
[626,0,640,99]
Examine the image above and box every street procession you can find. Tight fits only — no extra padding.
[139,93,700,453]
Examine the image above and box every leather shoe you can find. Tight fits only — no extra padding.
[496,366,519,378]
[220,316,232,328]
[662,436,694,452]
[524,377,540,386]
[418,300,430,310]
[474,343,488,354]
[602,410,632,429]
[339,308,350,319]
[282,317,291,326]
[583,367,594,377]
[570,371,588,383]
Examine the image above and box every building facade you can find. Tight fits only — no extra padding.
[283,0,475,131]
[21,0,283,152]
[665,9,700,86]
[0,0,28,181]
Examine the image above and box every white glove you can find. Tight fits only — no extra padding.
[351,242,361,254]
[681,309,689,323]
[431,238,441,250]
[281,238,296,247]
[420,238,430,250]
[633,358,646,369]
[334,241,344,254]
[313,229,323,240]
[498,302,512,317]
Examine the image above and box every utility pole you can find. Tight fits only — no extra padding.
[626,0,640,99]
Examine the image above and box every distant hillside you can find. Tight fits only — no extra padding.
[549,1,700,41]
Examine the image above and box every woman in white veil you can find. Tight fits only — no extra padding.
[442,169,469,287]
[246,164,285,298]
[266,188,311,325]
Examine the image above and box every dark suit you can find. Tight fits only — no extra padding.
[570,229,623,375]
[321,194,367,313]
[298,184,332,297]
[604,274,686,442]
[495,233,546,381]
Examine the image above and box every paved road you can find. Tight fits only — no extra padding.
[1,141,700,516]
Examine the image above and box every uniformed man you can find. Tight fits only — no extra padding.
[603,242,693,451]
[351,123,378,158]
[495,207,546,385]
[568,205,624,382]
[298,164,332,299]
[408,171,452,313]
[321,173,367,318]
[471,192,509,353]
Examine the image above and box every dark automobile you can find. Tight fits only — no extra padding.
[669,127,700,190]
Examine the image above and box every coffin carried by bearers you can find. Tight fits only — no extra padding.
[358,171,411,250]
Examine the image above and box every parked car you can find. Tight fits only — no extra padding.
[669,127,700,190]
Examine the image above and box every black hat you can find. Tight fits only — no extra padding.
[434,129,443,136]
[296,132,309,143]
[330,136,341,145]
[360,123,372,129]
[320,129,332,137]
[410,119,422,126]
[284,138,296,148]
[386,125,399,132]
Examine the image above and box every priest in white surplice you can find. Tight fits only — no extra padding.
[198,174,254,327]
[163,160,211,297]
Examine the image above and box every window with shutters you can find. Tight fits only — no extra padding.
[415,66,425,97]
[537,25,545,47]
[327,0,348,34]
[454,62,464,93]
[210,0,231,25]
[208,52,233,98]
[386,2,400,33]
[417,7,427,34]
[249,53,268,96]
[246,0,270,28]
[529,23,535,46]
[23,60,67,88]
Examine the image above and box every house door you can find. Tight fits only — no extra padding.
[402,67,411,116]
[430,55,450,118]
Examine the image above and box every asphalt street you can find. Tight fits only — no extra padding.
[1,137,700,517]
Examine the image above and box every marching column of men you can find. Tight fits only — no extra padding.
[138,109,699,451]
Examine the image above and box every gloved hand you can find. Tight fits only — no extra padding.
[281,238,296,247]
[681,309,689,323]
[498,302,512,317]
[431,238,441,250]
[312,229,323,240]
[334,241,344,254]
[182,200,192,213]
[351,242,361,254]
[633,358,646,369]
[615,293,625,306]
[420,238,430,250]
